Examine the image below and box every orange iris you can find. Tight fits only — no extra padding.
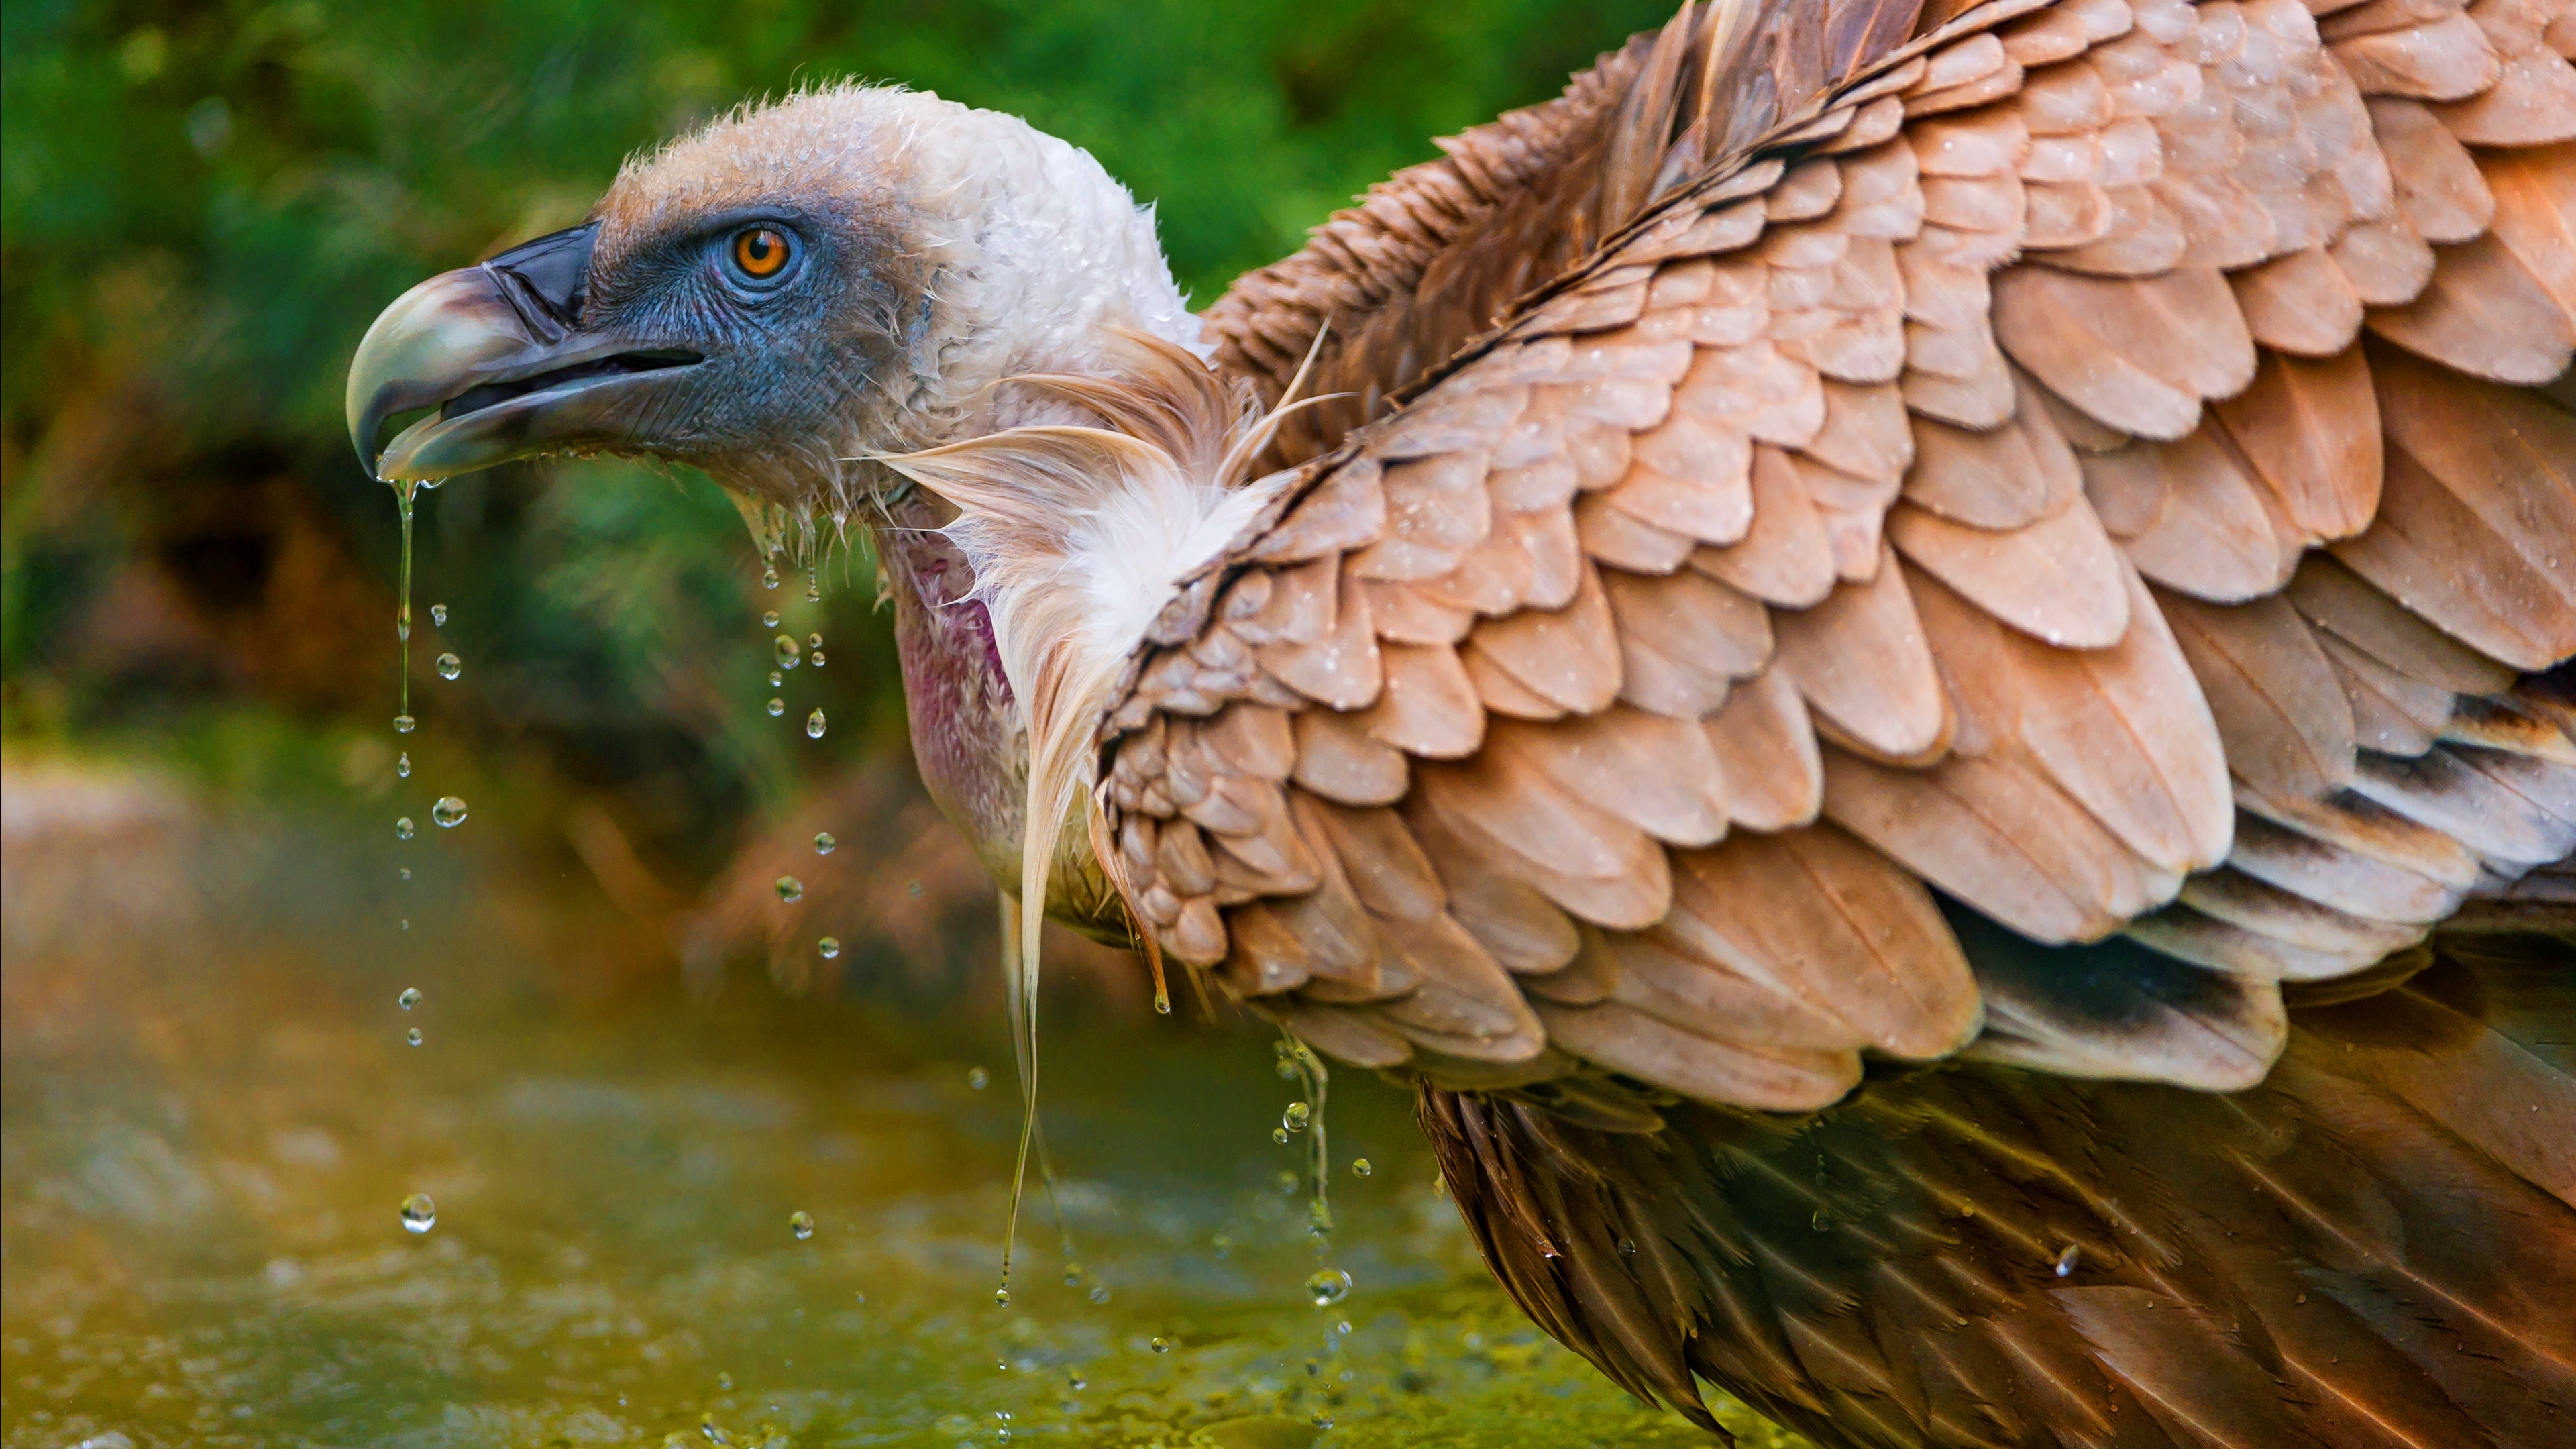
[733,227,788,278]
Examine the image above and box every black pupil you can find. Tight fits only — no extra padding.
[744,232,777,268]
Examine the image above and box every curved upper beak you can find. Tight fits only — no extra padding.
[345,223,700,481]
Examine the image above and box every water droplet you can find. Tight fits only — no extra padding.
[719,1371,735,1391]
[762,564,781,590]
[1273,1128,1289,1145]
[407,1027,423,1046]
[1276,1171,1299,1196]
[398,987,421,1010]
[806,568,821,604]
[993,1286,1010,1305]
[1619,1238,1637,1256]
[775,635,802,670]
[1212,1233,1234,1258]
[968,1066,990,1090]
[809,633,823,649]
[790,1211,814,1240]
[809,650,825,668]
[2055,1244,2080,1278]
[1150,1336,1171,1354]
[398,867,411,881]
[430,604,447,627]
[817,936,841,960]
[1062,1261,1085,1287]
[1283,1101,1311,1133]
[398,918,409,931]
[767,669,784,688]
[400,1193,435,1233]
[766,698,785,717]
[435,653,461,681]
[396,752,411,779]
[1351,1158,1372,1178]
[806,708,826,739]
[1305,1268,1352,1307]
[814,832,837,855]
[1311,1413,1334,1430]
[775,877,804,904]
[1810,1208,1833,1233]
[1067,1368,1086,1390]
[393,714,415,734]
[762,610,782,628]
[1087,1284,1110,1304]
[431,796,467,828]
[1275,1059,1301,1081]
[394,817,415,841]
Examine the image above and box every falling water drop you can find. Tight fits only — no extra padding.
[1273,1128,1290,1145]
[435,653,462,681]
[1212,1234,1234,1258]
[396,752,411,779]
[762,562,781,590]
[762,610,782,629]
[775,877,804,904]
[1305,1269,1352,1307]
[817,936,841,960]
[1351,1158,1371,1178]
[1088,1285,1110,1305]
[806,566,820,604]
[431,796,468,828]
[407,1028,423,1046]
[398,867,411,881]
[1276,1171,1299,1196]
[395,817,415,841]
[1150,1337,1171,1354]
[790,1210,815,1240]
[767,669,784,688]
[398,987,422,1010]
[1283,1102,1311,1134]
[968,1066,990,1090]
[774,635,802,670]
[806,708,826,740]
[809,649,825,668]
[2055,1244,2080,1278]
[393,714,415,735]
[1067,1368,1086,1391]
[766,698,785,717]
[1063,1261,1085,1287]
[400,1193,436,1234]
[814,831,836,855]
[429,604,447,629]
[808,632,822,649]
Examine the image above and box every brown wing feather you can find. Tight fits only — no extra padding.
[1107,0,2576,1136]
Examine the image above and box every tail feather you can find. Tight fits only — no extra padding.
[1421,940,2576,1448]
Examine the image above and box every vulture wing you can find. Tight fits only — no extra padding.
[1105,0,2576,1106]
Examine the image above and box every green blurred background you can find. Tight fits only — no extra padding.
[0,5,1831,1446]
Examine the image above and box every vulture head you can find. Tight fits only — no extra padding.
[351,86,1285,944]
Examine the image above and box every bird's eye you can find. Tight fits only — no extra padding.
[730,227,791,280]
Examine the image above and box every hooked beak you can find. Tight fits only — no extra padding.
[345,223,700,481]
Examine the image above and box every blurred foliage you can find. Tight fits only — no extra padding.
[1,0,1674,881]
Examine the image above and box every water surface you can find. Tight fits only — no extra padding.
[0,759,1807,1448]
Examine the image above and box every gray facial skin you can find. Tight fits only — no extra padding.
[346,203,914,496]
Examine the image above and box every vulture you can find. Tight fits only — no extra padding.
[347,1,2576,1443]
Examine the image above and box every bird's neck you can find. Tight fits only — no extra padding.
[881,92,1210,447]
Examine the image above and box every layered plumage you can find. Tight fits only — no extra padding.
[1096,1,2576,1441]
[343,3,2576,1442]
